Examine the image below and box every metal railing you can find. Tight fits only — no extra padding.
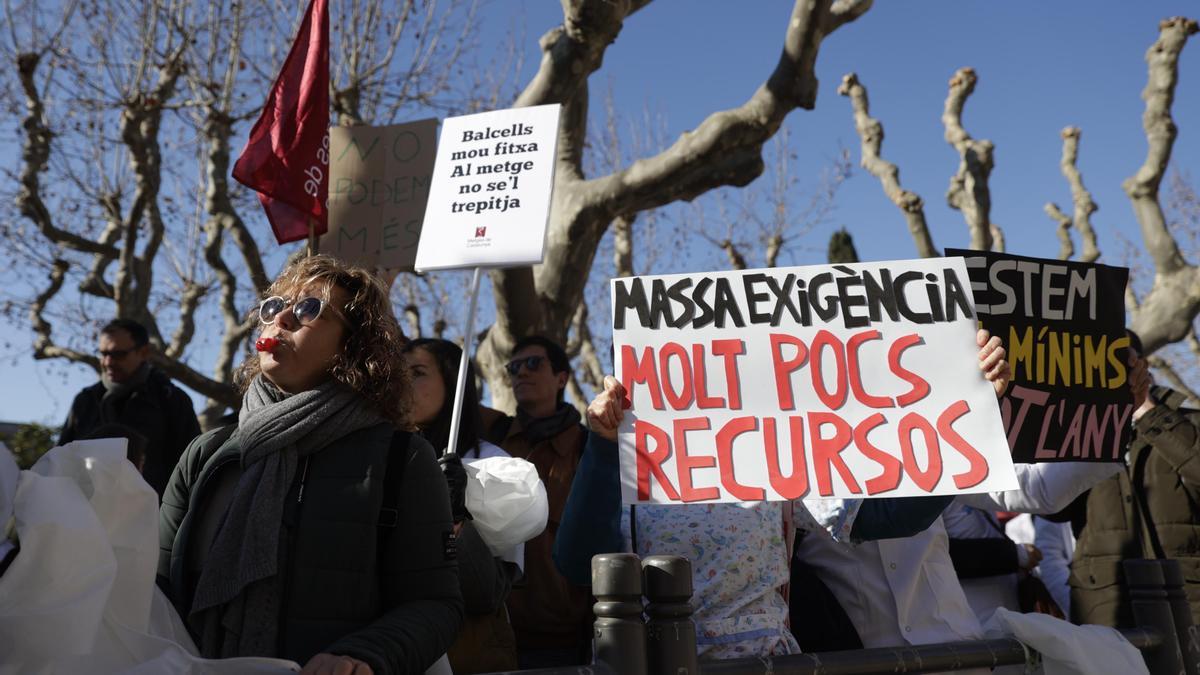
[483,554,1200,675]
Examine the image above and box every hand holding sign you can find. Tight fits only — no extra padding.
[588,376,629,442]
[978,329,1011,398]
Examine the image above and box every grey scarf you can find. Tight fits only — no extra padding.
[100,362,152,422]
[517,402,582,445]
[190,376,385,657]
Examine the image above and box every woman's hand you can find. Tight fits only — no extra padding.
[978,329,1010,398]
[587,376,629,442]
[300,653,373,675]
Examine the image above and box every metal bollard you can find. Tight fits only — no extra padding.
[592,553,648,675]
[643,554,699,675]
[1126,559,1187,675]
[1160,559,1200,675]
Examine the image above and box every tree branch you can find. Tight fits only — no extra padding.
[513,0,634,109]
[586,0,862,217]
[164,281,205,360]
[1045,202,1074,260]
[943,67,994,251]
[722,239,749,270]
[990,222,1005,253]
[613,212,634,277]
[403,304,421,338]
[1127,18,1199,354]
[1059,126,1100,262]
[1123,17,1198,275]
[571,303,606,390]
[566,370,589,417]
[30,259,98,368]
[15,52,119,258]
[838,72,935,258]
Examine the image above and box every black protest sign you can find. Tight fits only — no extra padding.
[946,249,1132,462]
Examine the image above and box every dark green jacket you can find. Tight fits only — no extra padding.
[1070,387,1200,627]
[60,366,200,498]
[157,423,463,674]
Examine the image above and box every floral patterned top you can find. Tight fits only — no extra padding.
[623,501,799,659]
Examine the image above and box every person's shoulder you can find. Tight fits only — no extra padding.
[478,406,513,443]
[388,426,436,463]
[73,381,105,401]
[179,424,238,476]
[148,367,189,397]
[189,424,237,455]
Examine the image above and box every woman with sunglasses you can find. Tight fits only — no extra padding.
[404,338,534,673]
[158,255,462,675]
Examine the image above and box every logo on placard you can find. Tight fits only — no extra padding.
[474,226,487,238]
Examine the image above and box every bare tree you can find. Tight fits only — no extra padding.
[0,0,481,426]
[473,0,873,413]
[837,17,1198,390]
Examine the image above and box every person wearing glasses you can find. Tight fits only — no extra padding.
[59,318,201,499]
[480,335,590,669]
[158,255,462,675]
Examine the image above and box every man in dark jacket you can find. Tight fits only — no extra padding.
[482,335,590,669]
[60,319,201,498]
[1070,334,1200,627]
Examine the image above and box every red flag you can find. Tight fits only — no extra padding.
[232,0,330,245]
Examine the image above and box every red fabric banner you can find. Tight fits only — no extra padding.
[232,0,330,244]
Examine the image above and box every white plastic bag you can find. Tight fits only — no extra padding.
[0,440,300,674]
[983,606,1149,675]
[31,439,159,632]
[0,469,118,661]
[463,456,548,557]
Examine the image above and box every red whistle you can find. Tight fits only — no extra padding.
[255,337,280,353]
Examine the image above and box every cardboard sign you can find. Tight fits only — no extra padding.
[414,104,560,271]
[318,119,437,271]
[947,249,1133,463]
[611,258,1018,505]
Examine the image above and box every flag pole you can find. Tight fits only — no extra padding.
[445,266,483,457]
[307,218,317,257]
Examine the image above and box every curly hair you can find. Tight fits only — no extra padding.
[237,255,410,425]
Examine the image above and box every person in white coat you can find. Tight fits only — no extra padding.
[799,330,1119,651]
[944,458,1120,623]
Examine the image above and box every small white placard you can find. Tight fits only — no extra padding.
[414,104,561,271]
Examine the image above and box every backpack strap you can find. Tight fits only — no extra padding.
[378,430,413,530]
[1130,448,1166,560]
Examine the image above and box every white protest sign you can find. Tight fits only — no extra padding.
[611,257,1018,505]
[414,104,560,271]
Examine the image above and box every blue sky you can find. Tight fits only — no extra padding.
[3,1,1198,425]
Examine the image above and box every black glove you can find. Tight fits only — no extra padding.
[438,452,473,523]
